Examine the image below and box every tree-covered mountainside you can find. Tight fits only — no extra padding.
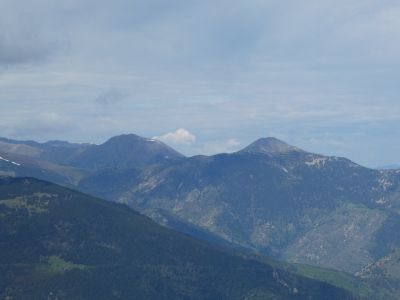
[356,249,400,295]
[0,177,359,300]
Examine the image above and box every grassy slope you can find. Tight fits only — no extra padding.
[292,264,396,299]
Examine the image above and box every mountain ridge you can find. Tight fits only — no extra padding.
[2,133,400,296]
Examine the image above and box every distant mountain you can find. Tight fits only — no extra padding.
[0,137,91,165]
[0,134,183,185]
[0,134,183,170]
[376,164,400,170]
[239,137,304,154]
[71,134,184,169]
[0,150,88,187]
[0,177,358,300]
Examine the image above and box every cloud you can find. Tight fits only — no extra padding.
[0,33,53,66]
[95,88,127,107]
[0,0,63,66]
[200,138,241,154]
[12,112,76,139]
[155,128,196,146]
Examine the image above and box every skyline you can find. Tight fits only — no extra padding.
[1,0,400,167]
[1,132,397,170]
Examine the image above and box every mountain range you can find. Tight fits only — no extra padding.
[1,133,400,297]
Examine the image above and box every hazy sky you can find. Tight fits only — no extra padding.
[1,0,400,167]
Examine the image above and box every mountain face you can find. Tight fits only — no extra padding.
[71,134,184,169]
[2,134,400,294]
[0,137,91,165]
[356,249,400,294]
[239,137,304,154]
[0,134,183,186]
[118,149,400,273]
[0,177,357,300]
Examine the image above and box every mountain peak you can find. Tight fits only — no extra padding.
[106,133,144,143]
[105,134,166,146]
[238,137,304,154]
[72,133,184,169]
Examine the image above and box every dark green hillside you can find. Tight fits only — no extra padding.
[0,177,355,300]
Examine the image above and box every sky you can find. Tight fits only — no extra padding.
[1,0,400,167]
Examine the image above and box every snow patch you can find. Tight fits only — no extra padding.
[376,197,388,205]
[305,157,328,168]
[147,138,162,144]
[378,176,393,191]
[0,155,21,166]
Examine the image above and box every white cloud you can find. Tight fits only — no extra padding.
[200,138,241,154]
[0,0,64,66]
[155,128,196,146]
[12,112,76,139]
